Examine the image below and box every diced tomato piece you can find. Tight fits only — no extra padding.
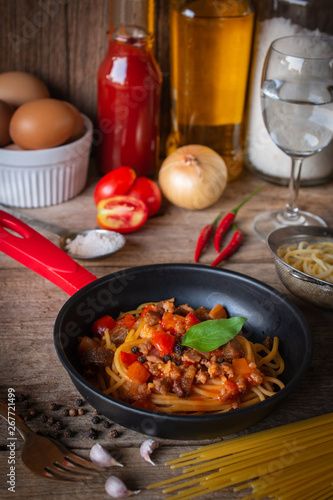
[232,357,252,377]
[140,304,158,317]
[184,312,201,329]
[120,351,139,367]
[116,314,136,329]
[126,361,150,384]
[151,331,176,357]
[91,315,116,337]
[160,312,186,334]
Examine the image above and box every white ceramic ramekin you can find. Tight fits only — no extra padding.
[0,114,93,208]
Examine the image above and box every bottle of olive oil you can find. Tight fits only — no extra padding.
[168,0,254,180]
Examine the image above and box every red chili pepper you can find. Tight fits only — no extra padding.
[214,185,263,252]
[194,210,223,262]
[211,227,243,267]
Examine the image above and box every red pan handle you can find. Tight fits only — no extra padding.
[0,210,97,296]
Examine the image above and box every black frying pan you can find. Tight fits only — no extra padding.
[0,210,313,439]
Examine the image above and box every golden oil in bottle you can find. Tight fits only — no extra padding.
[168,0,254,180]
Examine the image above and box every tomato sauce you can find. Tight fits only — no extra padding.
[97,35,162,177]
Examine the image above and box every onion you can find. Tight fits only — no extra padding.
[158,145,228,210]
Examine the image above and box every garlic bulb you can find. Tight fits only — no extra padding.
[158,145,228,210]
[105,476,140,498]
[90,443,123,468]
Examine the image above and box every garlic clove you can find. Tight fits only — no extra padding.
[90,443,123,468]
[105,476,140,498]
[139,438,159,465]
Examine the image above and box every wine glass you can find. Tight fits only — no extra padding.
[252,35,333,241]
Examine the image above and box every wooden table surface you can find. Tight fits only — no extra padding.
[0,164,332,500]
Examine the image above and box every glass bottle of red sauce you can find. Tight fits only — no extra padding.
[97,0,162,177]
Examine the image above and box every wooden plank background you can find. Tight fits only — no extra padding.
[0,0,171,154]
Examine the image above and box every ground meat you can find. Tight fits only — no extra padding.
[144,310,162,326]
[248,363,264,385]
[195,307,211,321]
[81,347,114,368]
[172,381,185,398]
[110,325,128,346]
[173,321,187,336]
[153,378,170,395]
[195,369,209,384]
[182,349,202,364]
[158,300,175,313]
[219,340,242,362]
[180,365,197,396]
[137,339,153,356]
[174,304,197,317]
[146,354,162,364]
[162,360,182,381]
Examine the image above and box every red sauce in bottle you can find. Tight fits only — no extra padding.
[97,34,162,177]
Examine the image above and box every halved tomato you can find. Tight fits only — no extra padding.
[97,195,148,233]
[127,177,162,217]
[94,166,137,205]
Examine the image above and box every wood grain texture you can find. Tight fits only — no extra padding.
[0,164,332,499]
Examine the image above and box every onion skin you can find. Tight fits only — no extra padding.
[158,145,228,210]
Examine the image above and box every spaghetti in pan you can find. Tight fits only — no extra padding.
[77,300,285,414]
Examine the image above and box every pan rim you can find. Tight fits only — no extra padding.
[54,263,313,425]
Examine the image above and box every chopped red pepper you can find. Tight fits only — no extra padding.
[126,360,150,384]
[91,315,116,337]
[116,314,136,329]
[160,312,186,334]
[120,351,140,367]
[151,331,176,357]
[184,312,201,329]
[232,357,252,377]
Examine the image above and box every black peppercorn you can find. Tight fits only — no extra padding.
[40,413,48,423]
[53,421,63,430]
[62,408,69,417]
[110,429,119,438]
[131,346,139,354]
[216,357,224,364]
[76,398,84,407]
[163,354,172,363]
[175,359,182,366]
[88,428,98,440]
[49,402,58,411]
[47,416,56,426]
[174,343,182,355]
[103,421,111,429]
[137,355,146,363]
[92,416,101,425]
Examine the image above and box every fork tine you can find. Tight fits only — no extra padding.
[65,452,104,470]
[44,464,96,482]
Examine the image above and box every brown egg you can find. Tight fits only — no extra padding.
[0,71,50,107]
[9,98,76,150]
[0,99,15,147]
[63,102,85,143]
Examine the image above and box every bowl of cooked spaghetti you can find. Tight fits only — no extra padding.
[54,264,313,439]
[268,226,333,310]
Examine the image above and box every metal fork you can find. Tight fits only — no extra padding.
[0,400,102,481]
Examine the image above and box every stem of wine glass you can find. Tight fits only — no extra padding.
[284,157,303,222]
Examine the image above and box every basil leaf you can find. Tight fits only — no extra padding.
[181,317,247,352]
